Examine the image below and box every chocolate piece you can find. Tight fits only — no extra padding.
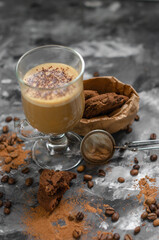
[4,207,10,215]
[84,90,99,100]
[134,226,140,235]
[134,115,140,121]
[37,169,76,212]
[133,164,140,170]
[1,175,9,183]
[84,93,129,118]
[134,157,139,164]
[150,133,157,140]
[87,181,94,189]
[25,177,33,186]
[4,200,12,208]
[118,177,125,183]
[150,154,158,161]
[8,177,16,185]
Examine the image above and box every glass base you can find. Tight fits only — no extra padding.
[32,132,82,171]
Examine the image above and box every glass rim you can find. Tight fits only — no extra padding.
[16,45,85,91]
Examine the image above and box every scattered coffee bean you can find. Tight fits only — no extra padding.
[68,214,74,221]
[134,157,139,164]
[21,167,30,174]
[0,135,4,142]
[98,233,106,240]
[16,137,23,143]
[133,164,140,170]
[0,200,3,207]
[76,212,84,221]
[150,204,157,212]
[4,200,12,208]
[156,209,159,217]
[111,212,119,222]
[153,219,159,227]
[126,126,132,134]
[150,133,157,140]
[93,71,99,77]
[2,126,9,133]
[25,177,33,186]
[77,165,85,173]
[150,154,158,162]
[11,133,17,140]
[156,203,159,209]
[0,192,3,198]
[14,117,20,122]
[147,213,157,221]
[134,115,140,121]
[8,136,14,146]
[113,233,120,240]
[7,146,15,153]
[87,181,94,189]
[4,207,10,215]
[5,116,12,122]
[145,197,156,206]
[84,175,92,181]
[1,175,9,183]
[130,169,138,176]
[98,169,106,177]
[0,145,5,151]
[72,229,81,239]
[105,206,115,216]
[4,157,12,164]
[146,206,151,213]
[134,226,140,235]
[124,234,133,240]
[106,234,113,240]
[118,177,125,183]
[10,151,18,159]
[8,177,16,185]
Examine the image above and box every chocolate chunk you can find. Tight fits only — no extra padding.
[87,181,94,189]
[147,213,157,221]
[5,116,12,122]
[21,167,30,174]
[134,157,139,164]
[134,115,140,121]
[111,212,119,222]
[141,212,148,220]
[72,229,81,239]
[113,233,120,240]
[150,154,158,162]
[2,126,9,133]
[1,175,9,183]
[37,169,76,212]
[98,169,106,177]
[0,192,3,198]
[76,212,84,221]
[118,177,125,183]
[25,177,33,186]
[4,207,10,215]
[77,165,85,173]
[105,206,115,216]
[150,133,157,140]
[153,219,159,227]
[4,200,12,208]
[130,169,138,176]
[124,234,133,240]
[84,174,92,181]
[133,164,140,170]
[134,226,140,235]
[8,177,16,185]
[0,200,3,207]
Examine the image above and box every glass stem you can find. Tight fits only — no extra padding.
[47,134,68,155]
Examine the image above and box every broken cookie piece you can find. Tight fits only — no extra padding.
[84,92,129,119]
[37,169,76,212]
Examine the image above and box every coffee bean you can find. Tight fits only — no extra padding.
[84,175,92,181]
[150,133,157,140]
[7,146,15,153]
[87,181,94,189]
[150,154,158,162]
[21,167,30,174]
[8,136,14,146]
[72,229,81,239]
[124,234,133,240]
[111,212,119,222]
[147,213,157,221]
[0,192,3,198]
[134,115,140,121]
[126,126,132,134]
[0,135,4,143]
[1,175,9,183]
[77,165,85,173]
[68,214,74,221]
[0,145,5,151]
[156,209,159,217]
[133,164,140,170]
[14,117,20,122]
[150,204,157,212]
[0,200,3,207]
[118,177,125,183]
[134,157,139,164]
[76,212,84,221]
[130,169,138,176]
[8,177,16,185]
[4,200,12,208]
[16,137,23,143]
[5,116,12,122]
[145,197,156,206]
[105,206,115,216]
[4,157,12,164]
[25,177,33,186]
[153,219,159,227]
[10,151,18,159]
[98,169,106,177]
[4,207,10,215]
[146,206,151,213]
[141,212,148,220]
[113,233,120,240]
[93,71,99,77]
[134,226,140,235]
[2,126,9,133]
[98,233,106,240]
[11,133,17,140]
[106,234,113,240]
